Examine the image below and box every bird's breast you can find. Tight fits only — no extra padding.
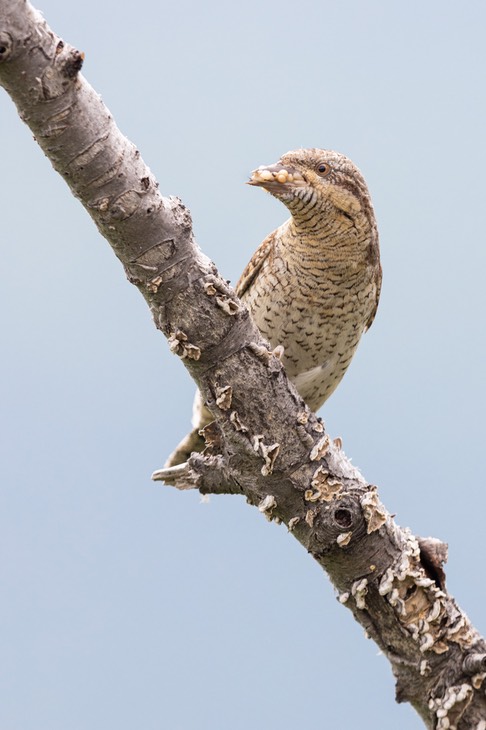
[241,237,377,411]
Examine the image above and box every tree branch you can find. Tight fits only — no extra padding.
[1,1,485,726]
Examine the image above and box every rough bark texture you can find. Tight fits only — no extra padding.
[1,2,486,727]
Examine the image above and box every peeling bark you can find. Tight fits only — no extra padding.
[1,1,486,726]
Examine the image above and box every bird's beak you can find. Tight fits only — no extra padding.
[247,162,305,189]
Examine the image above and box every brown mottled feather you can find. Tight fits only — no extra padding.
[365,268,382,331]
[165,148,381,466]
[236,230,277,300]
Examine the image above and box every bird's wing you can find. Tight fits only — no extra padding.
[365,261,383,331]
[235,229,277,300]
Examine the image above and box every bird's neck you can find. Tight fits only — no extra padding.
[284,208,374,265]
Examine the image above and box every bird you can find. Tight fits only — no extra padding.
[165,148,381,467]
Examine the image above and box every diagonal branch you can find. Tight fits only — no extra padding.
[1,1,486,726]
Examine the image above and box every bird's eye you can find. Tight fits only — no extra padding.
[316,162,331,177]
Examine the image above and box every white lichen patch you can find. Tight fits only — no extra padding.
[420,633,435,653]
[429,683,473,730]
[252,435,280,475]
[427,600,442,623]
[199,421,220,449]
[147,274,163,293]
[288,517,300,532]
[230,411,247,432]
[168,329,201,360]
[337,531,353,547]
[258,494,277,518]
[414,576,436,588]
[215,385,232,410]
[351,578,368,610]
[252,434,264,451]
[305,509,316,527]
[387,588,406,616]
[378,568,395,596]
[374,526,477,659]
[311,465,329,485]
[446,615,477,648]
[326,478,345,493]
[260,442,280,476]
[360,489,387,533]
[248,342,272,364]
[216,295,239,315]
[310,434,331,461]
[395,531,421,580]
[304,487,321,503]
[432,641,450,655]
[472,672,486,690]
[305,466,339,502]
[204,282,217,296]
[338,591,350,604]
[447,616,466,639]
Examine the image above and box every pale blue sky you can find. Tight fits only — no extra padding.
[2,1,486,727]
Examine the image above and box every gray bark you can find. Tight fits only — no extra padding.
[1,1,485,726]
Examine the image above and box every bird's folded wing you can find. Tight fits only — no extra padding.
[235,229,277,299]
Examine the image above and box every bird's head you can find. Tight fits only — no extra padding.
[248,148,374,231]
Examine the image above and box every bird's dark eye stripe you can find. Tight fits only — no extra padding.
[339,179,369,209]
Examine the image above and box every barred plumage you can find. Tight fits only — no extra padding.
[166,148,381,466]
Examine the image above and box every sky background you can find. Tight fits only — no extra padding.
[1,1,486,727]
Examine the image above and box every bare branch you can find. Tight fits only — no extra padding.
[2,2,486,726]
